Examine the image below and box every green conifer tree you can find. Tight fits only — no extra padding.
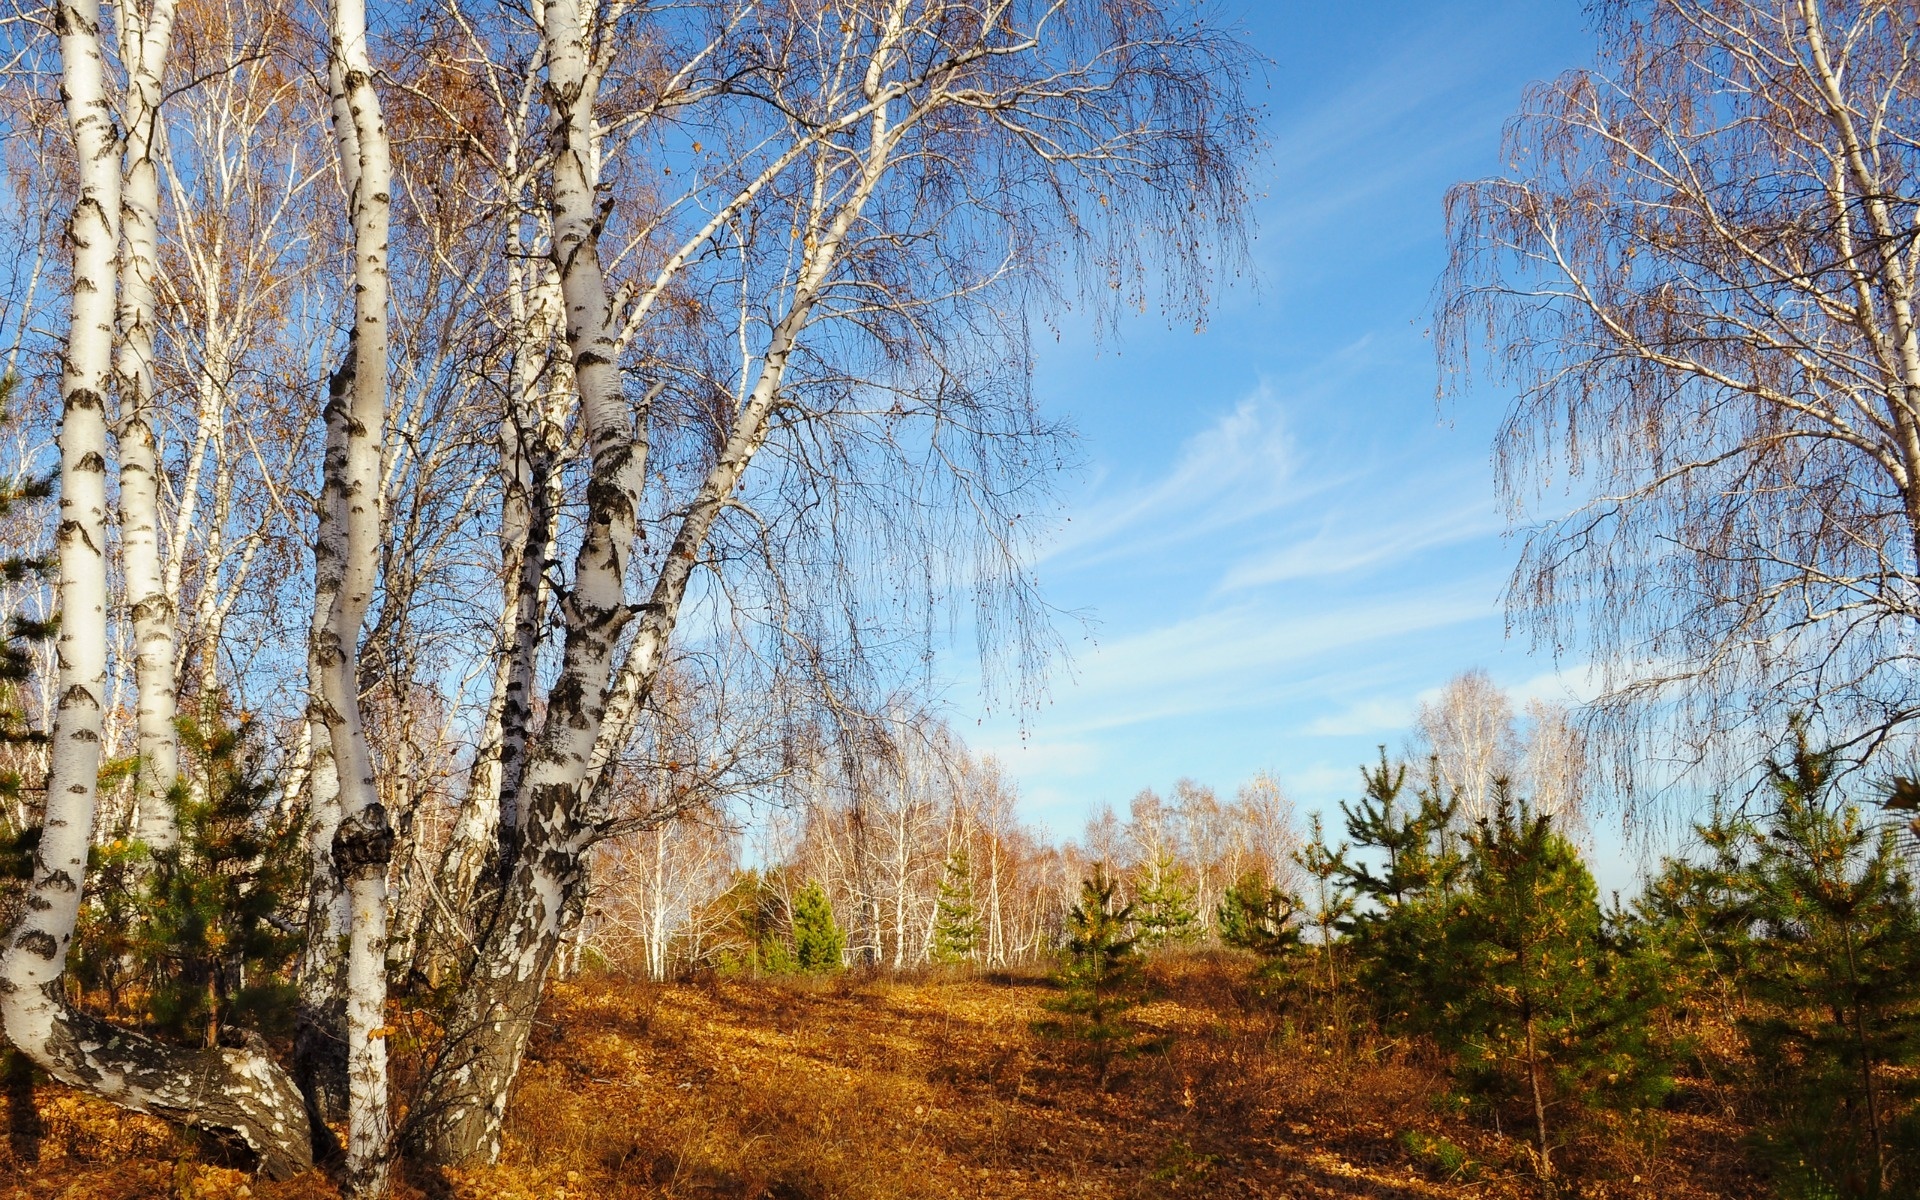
[1635,801,1760,1022]
[1216,873,1301,959]
[1042,866,1148,1081]
[790,880,845,973]
[1294,813,1356,1010]
[1132,848,1198,949]
[1440,784,1667,1183]
[134,712,305,1046]
[700,869,768,974]
[1737,731,1920,1198]
[931,848,982,964]
[1338,749,1463,1027]
[1340,750,1462,905]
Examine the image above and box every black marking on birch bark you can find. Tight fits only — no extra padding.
[24,997,315,1177]
[332,803,393,878]
[37,870,76,894]
[14,932,57,960]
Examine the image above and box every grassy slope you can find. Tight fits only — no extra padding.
[0,955,1760,1199]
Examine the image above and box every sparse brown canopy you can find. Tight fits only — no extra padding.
[1439,0,1920,808]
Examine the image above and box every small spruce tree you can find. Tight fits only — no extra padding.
[931,848,982,964]
[1293,813,1356,1011]
[135,712,305,1046]
[1042,866,1148,1081]
[1635,801,1760,1023]
[790,880,845,973]
[1440,784,1667,1183]
[1339,749,1463,1028]
[1216,873,1301,959]
[1737,731,1920,1198]
[1132,848,1198,949]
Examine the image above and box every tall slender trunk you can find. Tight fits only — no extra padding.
[404,0,646,1162]
[0,0,312,1175]
[114,0,180,847]
[987,834,1005,966]
[317,0,394,1190]
[293,564,349,1149]
[1842,930,1889,1192]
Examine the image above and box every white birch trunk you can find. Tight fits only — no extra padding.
[412,7,912,1167]
[407,0,645,1158]
[425,222,561,977]
[317,0,394,1190]
[113,0,180,847]
[0,0,311,1175]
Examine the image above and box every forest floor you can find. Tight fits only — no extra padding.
[0,954,1763,1200]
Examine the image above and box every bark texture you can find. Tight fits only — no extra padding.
[0,0,312,1178]
[113,0,181,848]
[318,0,395,1187]
[409,16,898,1159]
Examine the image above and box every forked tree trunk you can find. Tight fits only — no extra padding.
[422,244,560,982]
[403,0,644,1160]
[408,0,910,1164]
[409,150,892,1169]
[0,0,312,1177]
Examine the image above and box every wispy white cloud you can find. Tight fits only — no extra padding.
[972,736,1103,780]
[1221,494,1503,590]
[1281,761,1370,808]
[1504,663,1605,709]
[1296,660,1601,748]
[1043,579,1502,736]
[1304,697,1418,738]
[1042,394,1311,569]
[1043,385,1500,596]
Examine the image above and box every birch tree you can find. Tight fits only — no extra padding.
[405,0,1253,1166]
[0,0,311,1174]
[113,0,180,847]
[1415,669,1517,823]
[312,0,396,1186]
[1440,0,1920,801]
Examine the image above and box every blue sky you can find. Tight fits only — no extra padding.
[957,4,1627,870]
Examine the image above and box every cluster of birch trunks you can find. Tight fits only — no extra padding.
[0,0,1253,1194]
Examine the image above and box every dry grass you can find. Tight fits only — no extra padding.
[0,955,1765,1199]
